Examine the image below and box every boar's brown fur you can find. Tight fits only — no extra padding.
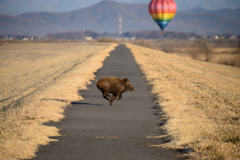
[95,77,135,106]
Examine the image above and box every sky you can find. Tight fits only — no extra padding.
[0,0,240,15]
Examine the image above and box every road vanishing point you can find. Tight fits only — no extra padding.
[33,44,185,160]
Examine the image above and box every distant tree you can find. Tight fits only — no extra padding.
[46,31,85,40]
[84,30,99,39]
[188,43,199,60]
[123,31,134,37]
[196,39,214,61]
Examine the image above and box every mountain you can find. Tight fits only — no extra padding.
[0,1,240,37]
[175,0,240,11]
[169,9,240,34]
[184,7,211,14]
[184,7,240,25]
[0,1,153,36]
[1,0,240,15]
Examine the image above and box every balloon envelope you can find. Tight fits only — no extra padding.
[149,0,177,31]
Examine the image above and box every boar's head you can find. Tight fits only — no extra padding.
[124,78,135,91]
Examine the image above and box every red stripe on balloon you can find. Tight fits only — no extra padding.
[149,0,177,14]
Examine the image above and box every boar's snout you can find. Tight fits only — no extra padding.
[130,85,135,91]
[124,78,135,91]
[126,84,135,91]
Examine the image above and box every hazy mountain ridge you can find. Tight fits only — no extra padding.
[184,7,240,25]
[0,1,239,36]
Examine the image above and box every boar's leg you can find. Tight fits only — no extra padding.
[116,93,122,101]
[102,91,111,101]
[110,95,116,106]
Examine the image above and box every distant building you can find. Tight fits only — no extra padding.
[85,37,93,41]
[22,37,29,41]
[229,36,236,39]
[219,36,225,39]
[131,37,136,41]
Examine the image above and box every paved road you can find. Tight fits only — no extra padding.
[34,44,184,160]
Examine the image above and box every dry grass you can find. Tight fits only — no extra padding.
[126,43,240,159]
[0,42,117,159]
[133,39,240,67]
[134,38,191,53]
[211,48,240,67]
[185,42,240,67]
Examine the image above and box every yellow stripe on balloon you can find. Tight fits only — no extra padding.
[150,13,175,20]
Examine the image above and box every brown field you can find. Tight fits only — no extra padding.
[126,43,240,159]
[0,42,117,159]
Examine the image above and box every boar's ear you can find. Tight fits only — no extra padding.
[124,78,129,83]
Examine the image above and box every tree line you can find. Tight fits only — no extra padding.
[45,30,203,40]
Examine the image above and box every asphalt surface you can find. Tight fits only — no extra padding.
[33,44,184,160]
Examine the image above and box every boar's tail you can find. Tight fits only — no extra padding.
[94,77,98,85]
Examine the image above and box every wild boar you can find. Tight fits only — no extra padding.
[95,76,135,106]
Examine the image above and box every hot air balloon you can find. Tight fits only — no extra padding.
[149,0,177,35]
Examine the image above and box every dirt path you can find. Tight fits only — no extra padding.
[33,44,184,160]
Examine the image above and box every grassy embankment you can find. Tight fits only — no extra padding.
[0,42,117,159]
[134,38,240,67]
[126,43,240,159]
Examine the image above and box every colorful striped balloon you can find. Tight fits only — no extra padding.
[149,0,177,35]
